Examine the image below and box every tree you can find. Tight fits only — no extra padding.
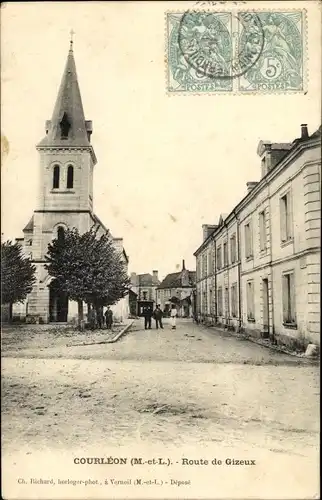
[1,240,36,306]
[45,228,130,328]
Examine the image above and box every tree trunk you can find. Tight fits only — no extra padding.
[78,300,85,331]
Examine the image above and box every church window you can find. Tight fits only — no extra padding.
[57,226,65,242]
[53,165,60,189]
[67,165,74,188]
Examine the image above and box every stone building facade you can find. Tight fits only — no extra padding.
[156,261,196,317]
[130,271,160,303]
[13,41,129,323]
[194,124,321,349]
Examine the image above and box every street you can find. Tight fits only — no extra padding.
[1,319,319,499]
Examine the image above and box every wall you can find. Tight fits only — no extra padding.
[195,137,321,348]
[238,142,321,346]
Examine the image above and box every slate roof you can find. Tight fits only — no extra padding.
[23,215,34,232]
[37,44,91,149]
[310,125,321,139]
[137,273,160,286]
[139,273,153,286]
[271,143,292,150]
[157,270,196,289]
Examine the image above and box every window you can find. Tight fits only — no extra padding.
[142,291,147,300]
[57,226,65,242]
[209,288,213,314]
[60,112,71,139]
[231,283,238,317]
[203,253,207,277]
[244,221,253,259]
[203,290,207,314]
[197,292,201,314]
[208,251,213,275]
[53,165,60,189]
[197,258,201,281]
[230,234,237,263]
[217,287,223,316]
[280,192,292,243]
[225,287,229,317]
[223,241,228,267]
[282,272,296,324]
[246,281,255,320]
[259,210,267,251]
[216,246,222,270]
[67,165,74,188]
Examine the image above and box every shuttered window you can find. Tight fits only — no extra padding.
[280,192,292,243]
[282,272,296,324]
[246,281,255,320]
[231,283,238,317]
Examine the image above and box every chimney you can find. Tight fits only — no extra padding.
[130,272,138,286]
[301,124,309,139]
[246,181,259,194]
[202,224,218,241]
[152,270,158,285]
[181,260,189,286]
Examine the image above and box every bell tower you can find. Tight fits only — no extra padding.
[23,36,100,321]
[14,33,130,324]
[36,36,96,214]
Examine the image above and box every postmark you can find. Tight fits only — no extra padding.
[166,10,306,94]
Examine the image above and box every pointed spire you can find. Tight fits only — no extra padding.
[38,35,92,148]
[70,29,75,51]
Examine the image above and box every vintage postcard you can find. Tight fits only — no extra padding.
[1,1,320,499]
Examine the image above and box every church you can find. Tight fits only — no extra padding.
[13,38,129,324]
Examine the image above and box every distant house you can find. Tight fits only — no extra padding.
[156,260,196,318]
[130,270,160,315]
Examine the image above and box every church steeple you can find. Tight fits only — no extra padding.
[38,36,93,149]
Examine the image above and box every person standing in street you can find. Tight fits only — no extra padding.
[170,304,177,330]
[105,306,113,329]
[97,306,104,329]
[143,306,152,330]
[153,304,163,329]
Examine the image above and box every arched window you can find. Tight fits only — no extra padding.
[57,226,65,242]
[67,165,74,189]
[53,165,60,189]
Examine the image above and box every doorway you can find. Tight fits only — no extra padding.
[49,281,68,322]
[262,278,269,338]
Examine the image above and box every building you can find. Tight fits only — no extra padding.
[194,124,321,349]
[129,270,160,315]
[130,271,160,302]
[12,39,129,323]
[156,261,196,317]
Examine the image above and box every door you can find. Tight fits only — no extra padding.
[262,278,269,338]
[49,281,68,322]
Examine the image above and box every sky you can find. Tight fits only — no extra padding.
[1,1,321,281]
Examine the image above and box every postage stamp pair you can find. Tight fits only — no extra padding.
[166,10,306,94]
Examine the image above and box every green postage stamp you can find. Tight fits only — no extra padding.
[166,10,306,94]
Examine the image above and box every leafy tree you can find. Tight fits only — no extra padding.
[45,228,130,328]
[1,240,36,306]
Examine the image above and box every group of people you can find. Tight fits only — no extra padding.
[88,306,113,330]
[142,304,178,330]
